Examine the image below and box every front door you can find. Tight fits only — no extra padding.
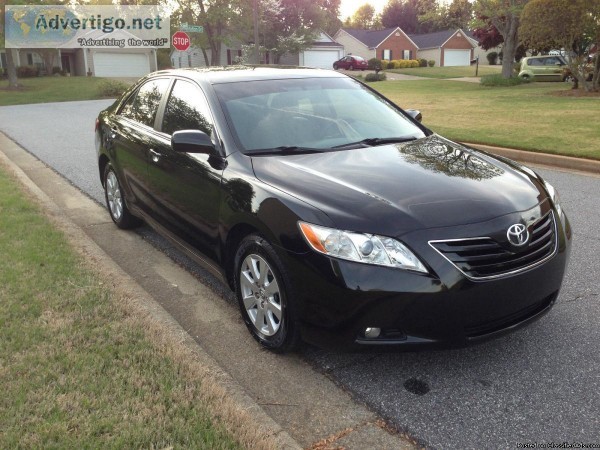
[146,79,224,264]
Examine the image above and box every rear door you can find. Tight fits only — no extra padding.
[110,77,170,210]
[146,78,224,264]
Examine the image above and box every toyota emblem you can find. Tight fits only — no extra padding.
[507,223,529,246]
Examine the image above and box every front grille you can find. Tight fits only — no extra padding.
[430,212,557,280]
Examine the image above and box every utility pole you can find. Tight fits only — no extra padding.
[253,0,260,64]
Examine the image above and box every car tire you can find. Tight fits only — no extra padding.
[333,63,338,70]
[234,234,301,352]
[103,163,141,229]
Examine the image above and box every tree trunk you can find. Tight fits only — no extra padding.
[592,52,600,92]
[201,47,210,67]
[499,14,520,78]
[5,49,20,89]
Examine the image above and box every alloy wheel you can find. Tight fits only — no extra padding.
[239,253,283,336]
[106,170,123,221]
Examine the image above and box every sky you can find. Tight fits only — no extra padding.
[339,0,453,21]
[339,0,389,20]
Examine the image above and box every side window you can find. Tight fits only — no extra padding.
[162,80,213,136]
[544,57,559,66]
[120,78,170,128]
[528,58,542,66]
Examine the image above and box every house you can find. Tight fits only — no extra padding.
[279,32,344,69]
[465,31,502,65]
[171,31,343,70]
[333,27,418,62]
[1,28,158,77]
[333,27,475,66]
[409,29,474,67]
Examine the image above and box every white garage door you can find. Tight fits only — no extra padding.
[93,52,150,77]
[303,50,341,69]
[444,49,471,67]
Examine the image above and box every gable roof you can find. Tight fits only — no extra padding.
[341,28,402,49]
[408,29,474,50]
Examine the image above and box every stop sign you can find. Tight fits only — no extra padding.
[172,31,190,51]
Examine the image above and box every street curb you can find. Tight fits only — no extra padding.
[0,139,302,450]
[466,143,600,175]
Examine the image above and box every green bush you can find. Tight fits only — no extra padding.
[418,58,428,67]
[428,60,435,67]
[97,79,130,97]
[368,57,383,70]
[365,72,387,82]
[386,61,395,70]
[480,74,531,87]
[0,68,4,78]
[486,51,498,65]
[17,65,39,77]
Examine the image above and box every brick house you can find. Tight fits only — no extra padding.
[333,27,475,67]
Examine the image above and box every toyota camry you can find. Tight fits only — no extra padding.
[95,67,571,352]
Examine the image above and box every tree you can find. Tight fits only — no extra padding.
[381,0,420,33]
[348,3,377,29]
[419,0,473,32]
[520,0,600,91]
[473,0,530,78]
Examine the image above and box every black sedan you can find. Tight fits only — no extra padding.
[95,67,571,352]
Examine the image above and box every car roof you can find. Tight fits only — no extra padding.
[150,66,345,84]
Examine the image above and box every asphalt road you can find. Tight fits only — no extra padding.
[1,100,599,449]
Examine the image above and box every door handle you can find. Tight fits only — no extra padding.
[148,148,160,163]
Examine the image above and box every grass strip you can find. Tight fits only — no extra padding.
[374,79,600,160]
[0,164,241,449]
[386,65,502,79]
[0,77,114,106]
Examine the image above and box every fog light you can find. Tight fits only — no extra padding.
[364,327,381,339]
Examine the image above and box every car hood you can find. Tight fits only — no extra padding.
[251,135,548,237]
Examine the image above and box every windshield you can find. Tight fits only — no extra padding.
[213,77,426,153]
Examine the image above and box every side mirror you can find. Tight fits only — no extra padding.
[172,130,215,154]
[406,109,422,123]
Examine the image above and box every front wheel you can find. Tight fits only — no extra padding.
[103,163,141,229]
[333,63,338,70]
[234,235,300,352]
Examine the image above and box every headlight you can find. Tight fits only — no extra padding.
[298,222,428,274]
[543,180,563,217]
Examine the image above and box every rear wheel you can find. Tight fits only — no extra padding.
[103,163,141,229]
[234,235,300,352]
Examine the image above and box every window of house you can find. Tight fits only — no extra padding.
[27,53,34,65]
[403,50,412,60]
[383,49,392,60]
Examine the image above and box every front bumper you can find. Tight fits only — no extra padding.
[282,211,572,350]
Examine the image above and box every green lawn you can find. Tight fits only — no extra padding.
[387,65,502,79]
[374,79,600,160]
[0,76,110,105]
[0,166,240,449]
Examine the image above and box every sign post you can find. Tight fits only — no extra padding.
[172,31,190,51]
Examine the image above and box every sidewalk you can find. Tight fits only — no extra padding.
[0,132,418,450]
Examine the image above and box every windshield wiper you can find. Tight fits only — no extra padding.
[249,146,324,155]
[332,136,417,150]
